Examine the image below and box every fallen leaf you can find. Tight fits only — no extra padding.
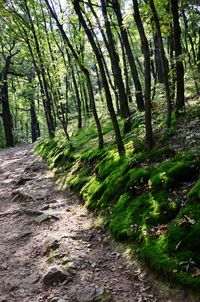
[191,268,200,277]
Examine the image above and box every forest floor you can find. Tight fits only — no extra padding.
[0,146,198,302]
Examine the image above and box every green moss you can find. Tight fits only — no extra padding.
[126,168,149,193]
[187,180,200,202]
[109,193,154,240]
[97,151,123,180]
[140,235,176,271]
[35,110,200,289]
[167,162,193,181]
[81,176,104,208]
[149,161,195,190]
[69,166,91,190]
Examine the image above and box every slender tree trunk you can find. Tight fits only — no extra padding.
[182,10,199,94]
[71,69,82,129]
[45,0,104,149]
[132,0,153,150]
[149,0,172,128]
[73,0,125,155]
[113,0,144,111]
[24,0,55,137]
[30,100,40,142]
[171,0,185,110]
[0,58,14,147]
[24,34,54,138]
[100,0,130,120]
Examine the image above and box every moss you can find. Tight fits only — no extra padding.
[69,166,91,190]
[187,180,200,202]
[97,151,123,180]
[167,162,194,181]
[80,176,104,209]
[35,110,200,289]
[97,162,130,208]
[173,150,196,162]
[109,193,151,240]
[149,161,195,190]
[140,235,176,271]
[142,147,175,162]
[126,168,149,193]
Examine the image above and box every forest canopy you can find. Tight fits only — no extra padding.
[0,0,199,153]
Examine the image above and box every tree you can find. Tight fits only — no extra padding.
[171,0,185,111]
[132,0,153,149]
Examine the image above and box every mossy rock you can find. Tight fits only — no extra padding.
[109,193,151,240]
[81,176,104,209]
[150,161,195,190]
[125,168,149,193]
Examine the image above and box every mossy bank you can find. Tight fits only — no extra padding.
[35,106,200,290]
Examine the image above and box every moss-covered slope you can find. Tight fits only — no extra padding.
[35,108,200,289]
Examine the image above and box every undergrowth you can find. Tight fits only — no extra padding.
[35,104,200,289]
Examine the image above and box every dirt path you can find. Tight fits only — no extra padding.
[0,146,194,302]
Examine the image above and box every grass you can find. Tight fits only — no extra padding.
[35,101,200,289]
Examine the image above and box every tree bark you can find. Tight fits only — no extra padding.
[0,56,14,147]
[132,0,153,150]
[112,0,144,111]
[30,100,40,143]
[149,0,172,128]
[100,0,130,119]
[44,0,104,149]
[73,0,125,155]
[171,0,185,110]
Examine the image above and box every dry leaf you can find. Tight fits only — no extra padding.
[191,268,200,277]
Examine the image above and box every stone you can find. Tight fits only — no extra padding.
[49,297,67,302]
[23,274,40,284]
[42,267,72,287]
[95,287,112,302]
[76,286,96,302]
[35,213,49,223]
[24,209,43,216]
[41,237,60,255]
[40,204,50,210]
[0,263,8,270]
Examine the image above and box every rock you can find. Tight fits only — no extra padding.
[49,297,67,302]
[0,296,8,302]
[17,230,32,240]
[75,286,112,302]
[95,287,112,302]
[0,263,8,270]
[24,209,43,216]
[67,261,79,270]
[76,286,96,302]
[41,237,60,255]
[23,274,40,284]
[42,267,72,287]
[40,204,50,210]
[35,213,49,223]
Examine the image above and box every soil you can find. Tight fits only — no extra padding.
[0,146,198,302]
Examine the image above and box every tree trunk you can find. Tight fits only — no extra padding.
[149,0,172,128]
[71,69,82,129]
[132,0,153,150]
[113,0,144,111]
[100,0,130,119]
[73,0,125,155]
[0,57,14,147]
[24,0,55,137]
[30,100,40,142]
[45,0,104,149]
[171,0,185,110]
